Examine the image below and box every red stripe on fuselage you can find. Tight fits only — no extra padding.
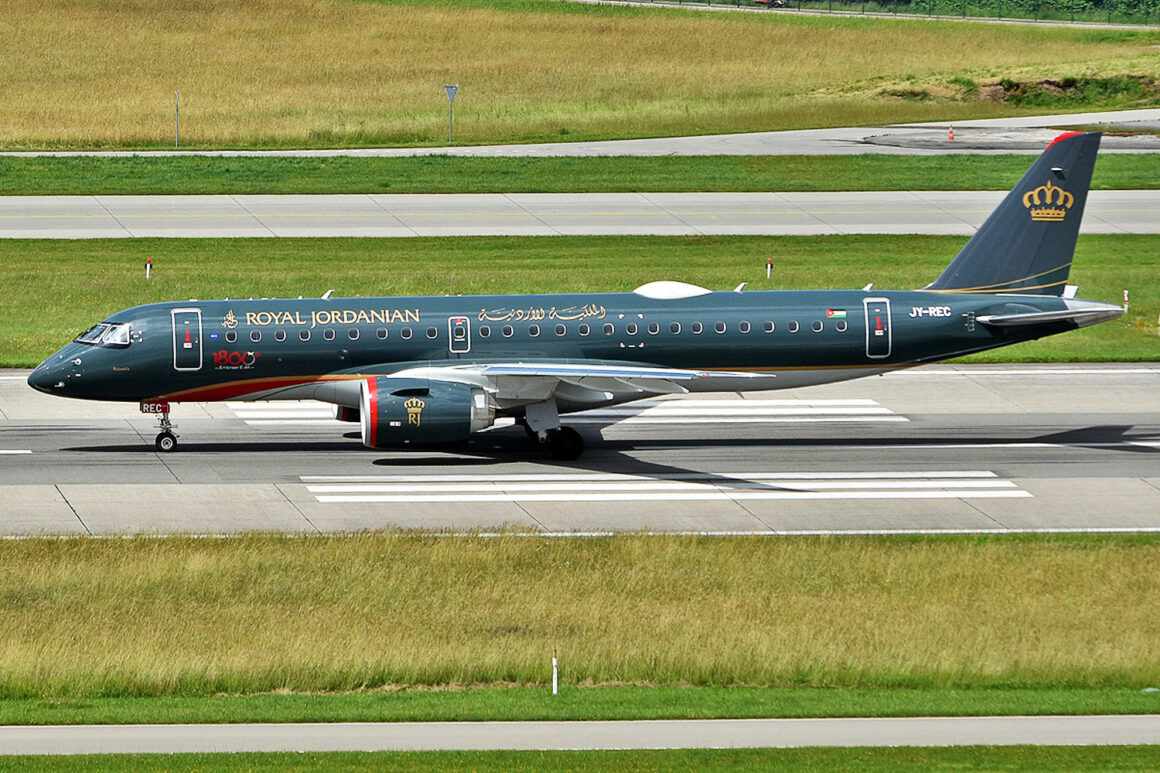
[155,374,362,402]
[367,377,379,447]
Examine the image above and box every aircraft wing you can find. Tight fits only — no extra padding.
[389,361,770,404]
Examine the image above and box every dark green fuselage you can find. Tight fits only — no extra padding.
[28,288,1079,406]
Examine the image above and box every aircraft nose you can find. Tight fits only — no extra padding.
[27,361,63,394]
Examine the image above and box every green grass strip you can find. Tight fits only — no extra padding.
[4,687,1160,726]
[3,747,1160,772]
[3,234,1155,367]
[2,154,1159,195]
[2,533,1160,700]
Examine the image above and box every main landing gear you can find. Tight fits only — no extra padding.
[547,427,584,461]
[519,421,585,460]
[154,410,179,453]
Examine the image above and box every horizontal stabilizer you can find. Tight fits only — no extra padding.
[977,300,1123,328]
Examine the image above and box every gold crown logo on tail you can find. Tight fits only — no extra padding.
[404,397,425,427]
[1022,179,1074,222]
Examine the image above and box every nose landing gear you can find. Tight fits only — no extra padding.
[141,400,179,452]
[155,428,178,452]
[155,410,179,452]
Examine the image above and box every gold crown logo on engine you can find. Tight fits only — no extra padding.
[1021,179,1075,222]
[404,397,425,427]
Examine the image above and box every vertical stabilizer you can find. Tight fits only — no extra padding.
[927,131,1101,296]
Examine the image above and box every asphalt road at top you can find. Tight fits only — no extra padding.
[3,715,1159,754]
[572,0,1160,31]
[4,109,1159,158]
[2,364,1157,537]
[3,190,1156,238]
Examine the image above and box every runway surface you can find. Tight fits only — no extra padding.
[3,109,1158,158]
[572,0,1160,32]
[3,190,1157,238]
[2,715,1159,754]
[1,364,1157,537]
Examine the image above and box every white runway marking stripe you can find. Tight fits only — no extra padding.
[301,470,1000,483]
[315,491,1032,503]
[302,470,1031,504]
[570,416,909,424]
[306,480,1018,494]
[243,419,347,426]
[229,398,907,428]
[0,450,32,455]
[889,367,1160,377]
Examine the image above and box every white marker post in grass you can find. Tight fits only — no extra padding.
[551,649,558,696]
[175,91,181,148]
[766,256,772,280]
[145,256,153,281]
[443,84,459,144]
[1123,289,1130,313]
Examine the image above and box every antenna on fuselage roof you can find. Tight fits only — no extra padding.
[734,283,747,293]
[863,283,874,291]
[322,289,335,300]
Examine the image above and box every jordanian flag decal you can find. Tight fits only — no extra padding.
[826,308,847,319]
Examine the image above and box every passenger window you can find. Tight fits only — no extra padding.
[788,321,799,334]
[323,329,335,341]
[603,323,615,335]
[401,327,413,340]
[348,328,360,340]
[836,320,848,333]
[376,328,388,340]
[714,321,726,334]
[812,321,823,333]
[299,330,311,342]
[670,322,681,334]
[250,330,262,343]
[647,322,659,335]
[226,330,237,343]
[274,329,287,342]
[763,321,775,333]
[626,323,638,335]
[555,324,567,337]
[528,324,540,337]
[479,325,491,338]
[502,325,514,338]
[426,327,438,339]
[579,324,590,337]
[739,321,751,334]
[691,322,704,335]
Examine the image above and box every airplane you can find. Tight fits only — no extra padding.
[27,131,1123,460]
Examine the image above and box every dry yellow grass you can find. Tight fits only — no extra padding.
[0,0,1158,148]
[0,535,1157,697]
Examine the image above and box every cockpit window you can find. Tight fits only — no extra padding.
[75,322,131,347]
[102,324,131,346]
[76,323,110,344]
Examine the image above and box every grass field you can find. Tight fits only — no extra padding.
[1,235,1155,367]
[4,747,1160,772]
[2,0,1159,149]
[1,534,1159,699]
[5,686,1160,726]
[3,153,1160,195]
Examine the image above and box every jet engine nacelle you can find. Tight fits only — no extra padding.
[334,405,360,423]
[359,376,494,448]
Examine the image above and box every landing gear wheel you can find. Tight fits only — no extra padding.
[155,430,178,453]
[547,427,584,460]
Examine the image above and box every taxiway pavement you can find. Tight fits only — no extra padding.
[1,364,1157,537]
[2,715,1159,754]
[2,190,1157,238]
[3,109,1159,158]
